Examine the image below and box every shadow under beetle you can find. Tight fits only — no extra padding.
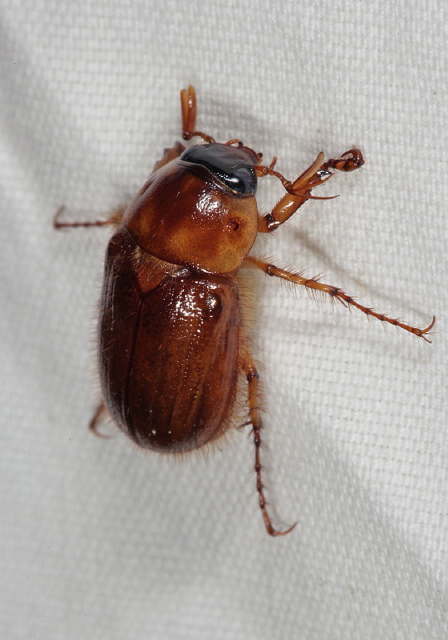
[55,86,435,536]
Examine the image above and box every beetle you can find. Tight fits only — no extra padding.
[54,86,435,536]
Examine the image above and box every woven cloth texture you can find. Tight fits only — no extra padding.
[1,2,447,639]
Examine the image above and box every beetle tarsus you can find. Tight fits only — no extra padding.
[88,402,113,439]
[53,206,124,230]
[324,148,365,172]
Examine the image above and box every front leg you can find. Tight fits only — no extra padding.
[244,256,435,342]
[257,148,364,233]
[54,140,187,230]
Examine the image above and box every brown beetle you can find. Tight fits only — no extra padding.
[55,86,435,536]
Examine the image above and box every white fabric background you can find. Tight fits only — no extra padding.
[1,2,447,639]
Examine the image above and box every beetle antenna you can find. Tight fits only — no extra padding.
[183,130,216,144]
[225,139,244,147]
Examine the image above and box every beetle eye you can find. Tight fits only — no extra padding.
[180,144,257,195]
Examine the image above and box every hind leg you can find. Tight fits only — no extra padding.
[243,347,296,537]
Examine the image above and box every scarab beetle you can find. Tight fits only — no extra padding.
[55,86,435,536]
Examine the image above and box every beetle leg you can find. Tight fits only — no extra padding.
[88,401,113,439]
[243,350,297,537]
[55,141,186,231]
[53,206,124,230]
[244,256,436,342]
[180,85,216,144]
[257,148,364,233]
